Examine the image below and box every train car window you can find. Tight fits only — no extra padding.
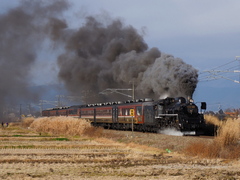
[125,109,129,115]
[144,106,154,124]
[96,109,112,116]
[136,106,142,115]
[90,110,94,115]
[122,108,131,116]
[69,109,77,115]
[81,110,94,115]
[118,108,122,116]
[59,110,67,115]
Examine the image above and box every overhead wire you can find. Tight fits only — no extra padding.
[198,58,240,83]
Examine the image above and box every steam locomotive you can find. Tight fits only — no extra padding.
[42,97,207,135]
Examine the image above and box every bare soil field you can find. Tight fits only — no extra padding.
[0,123,240,180]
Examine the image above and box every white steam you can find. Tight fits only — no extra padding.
[159,128,184,136]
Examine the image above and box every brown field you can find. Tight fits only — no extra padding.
[0,117,240,179]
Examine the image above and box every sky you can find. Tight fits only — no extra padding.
[1,0,240,111]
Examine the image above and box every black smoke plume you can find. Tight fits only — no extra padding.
[0,0,69,119]
[56,16,198,103]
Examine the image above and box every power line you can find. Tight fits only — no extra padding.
[99,88,133,98]
[199,56,240,83]
[99,81,135,100]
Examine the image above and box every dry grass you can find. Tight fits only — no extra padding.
[29,117,103,137]
[184,141,221,158]
[204,114,223,126]
[215,117,240,147]
[21,117,35,128]
[185,115,240,159]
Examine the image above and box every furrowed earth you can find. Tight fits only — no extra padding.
[0,123,240,180]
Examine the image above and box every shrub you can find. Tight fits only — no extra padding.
[29,117,103,137]
[21,117,35,128]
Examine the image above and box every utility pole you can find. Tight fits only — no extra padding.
[56,95,65,107]
[28,103,32,115]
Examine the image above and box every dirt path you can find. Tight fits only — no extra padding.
[0,128,239,179]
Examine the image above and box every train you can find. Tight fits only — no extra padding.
[42,96,208,135]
